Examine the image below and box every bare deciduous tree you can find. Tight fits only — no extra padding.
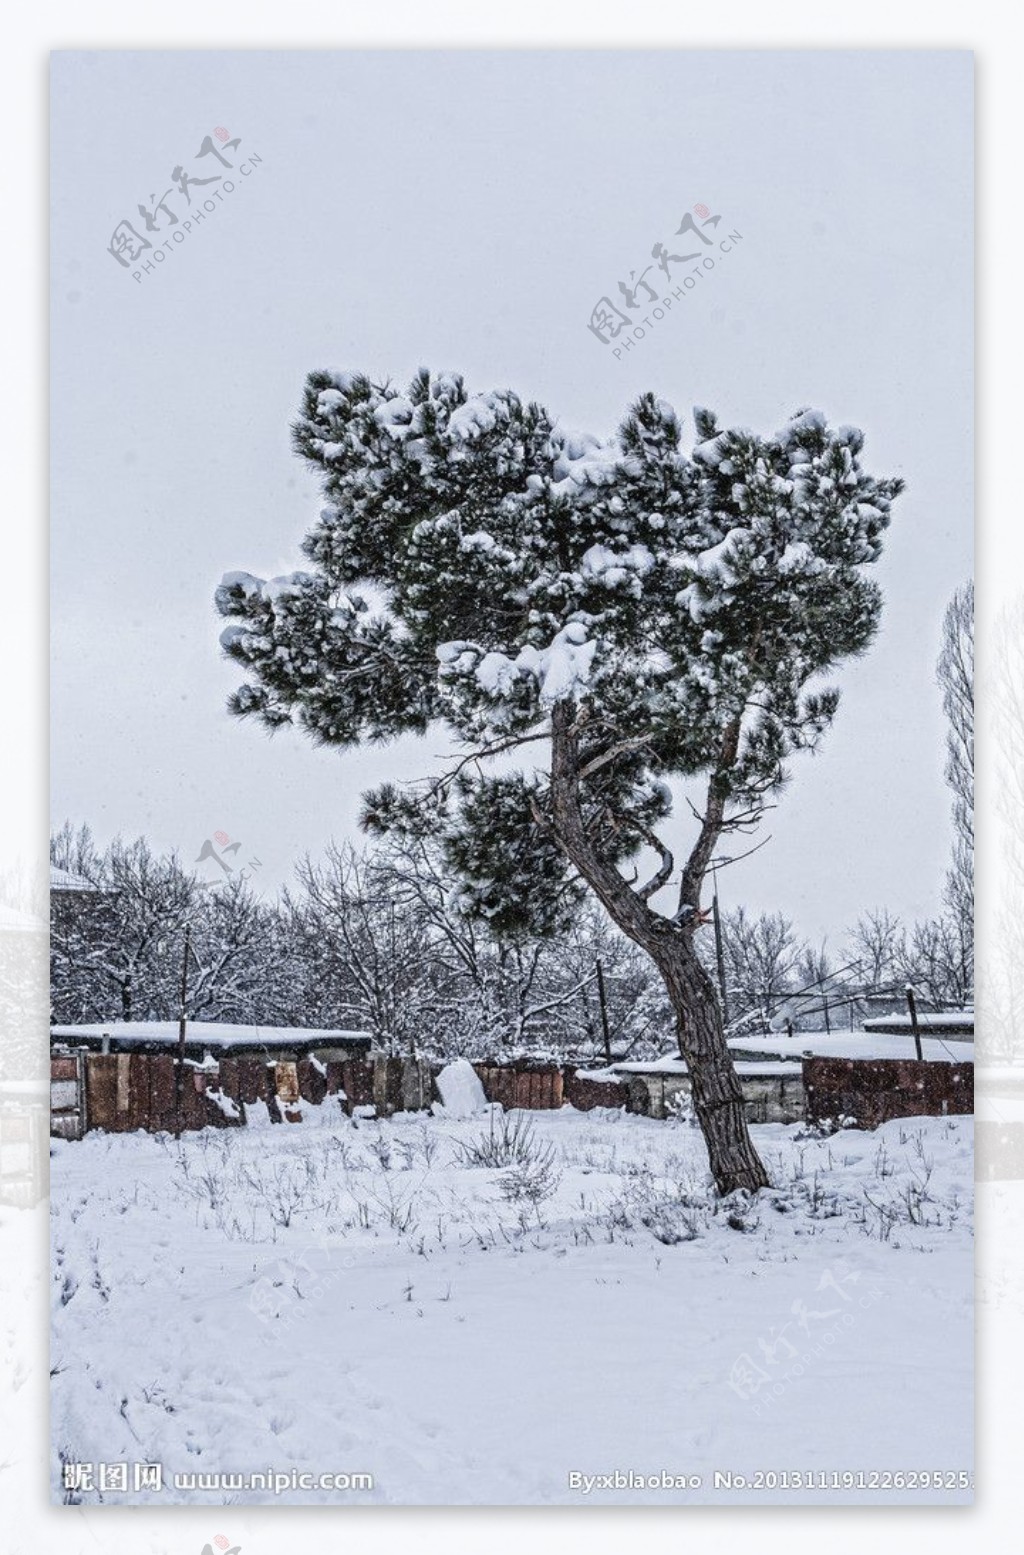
[702,907,803,1033]
[50,828,286,1029]
[847,908,905,995]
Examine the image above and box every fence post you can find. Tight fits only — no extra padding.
[77,1045,89,1139]
[905,985,924,1062]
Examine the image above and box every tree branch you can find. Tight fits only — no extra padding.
[635,826,675,902]
[547,700,665,944]
[429,729,551,796]
[678,717,742,912]
[577,735,653,782]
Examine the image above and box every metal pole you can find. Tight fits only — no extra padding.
[595,959,613,1064]
[905,985,924,1062]
[77,1045,89,1140]
[174,924,191,1138]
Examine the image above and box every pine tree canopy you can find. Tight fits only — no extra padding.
[216,369,902,936]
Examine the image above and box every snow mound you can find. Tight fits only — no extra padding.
[435,1058,488,1117]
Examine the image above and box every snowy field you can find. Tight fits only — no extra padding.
[48,1103,973,1506]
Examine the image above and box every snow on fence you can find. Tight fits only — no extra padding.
[59,1052,368,1133]
[48,1052,632,1138]
[49,1052,973,1139]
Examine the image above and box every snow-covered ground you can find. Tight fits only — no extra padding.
[46,1103,973,1507]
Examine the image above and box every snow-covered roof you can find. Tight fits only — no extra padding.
[49,866,102,893]
[596,1030,974,1078]
[863,1012,973,1036]
[609,1056,803,1079]
[49,1021,371,1052]
[729,1030,972,1063]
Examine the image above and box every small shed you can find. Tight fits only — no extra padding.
[608,1056,806,1123]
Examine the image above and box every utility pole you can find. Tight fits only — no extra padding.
[174,923,192,1139]
[595,959,613,1064]
[905,983,924,1062]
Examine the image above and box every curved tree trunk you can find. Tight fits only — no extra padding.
[650,931,769,1193]
[546,698,769,1195]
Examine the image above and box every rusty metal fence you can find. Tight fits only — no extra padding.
[48,1052,628,1137]
[49,1051,975,1141]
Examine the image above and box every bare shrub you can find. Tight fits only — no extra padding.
[452,1110,544,1169]
[608,1168,712,1245]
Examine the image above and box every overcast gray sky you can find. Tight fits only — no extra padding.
[51,49,972,942]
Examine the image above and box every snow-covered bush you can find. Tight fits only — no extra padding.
[498,1150,562,1217]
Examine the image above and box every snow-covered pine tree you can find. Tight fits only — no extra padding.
[216,369,903,1193]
